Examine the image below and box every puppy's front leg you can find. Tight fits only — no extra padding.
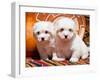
[70,51,80,62]
[52,53,65,61]
[81,52,89,59]
[81,47,89,59]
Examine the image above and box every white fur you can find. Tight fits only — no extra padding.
[33,21,55,60]
[33,21,54,42]
[70,35,89,62]
[53,17,89,62]
[53,17,76,31]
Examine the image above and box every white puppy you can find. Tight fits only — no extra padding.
[53,17,89,62]
[33,21,55,60]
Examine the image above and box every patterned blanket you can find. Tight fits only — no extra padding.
[26,57,89,67]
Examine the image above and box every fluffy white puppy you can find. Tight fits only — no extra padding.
[53,17,89,62]
[33,21,55,60]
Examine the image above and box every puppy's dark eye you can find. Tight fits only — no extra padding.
[60,28,64,32]
[69,29,73,32]
[36,31,40,35]
[45,30,49,34]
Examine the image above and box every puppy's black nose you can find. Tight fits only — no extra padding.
[41,37,44,41]
[65,35,68,39]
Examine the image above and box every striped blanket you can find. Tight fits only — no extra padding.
[26,57,89,67]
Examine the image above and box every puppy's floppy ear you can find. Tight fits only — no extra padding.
[69,18,77,35]
[53,17,63,31]
[71,15,79,24]
[49,21,56,38]
[33,32,37,40]
[53,18,61,36]
[32,23,36,33]
[32,23,37,38]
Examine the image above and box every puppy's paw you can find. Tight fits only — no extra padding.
[81,54,88,59]
[52,53,65,61]
[70,57,79,62]
[45,58,49,60]
[53,57,65,61]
